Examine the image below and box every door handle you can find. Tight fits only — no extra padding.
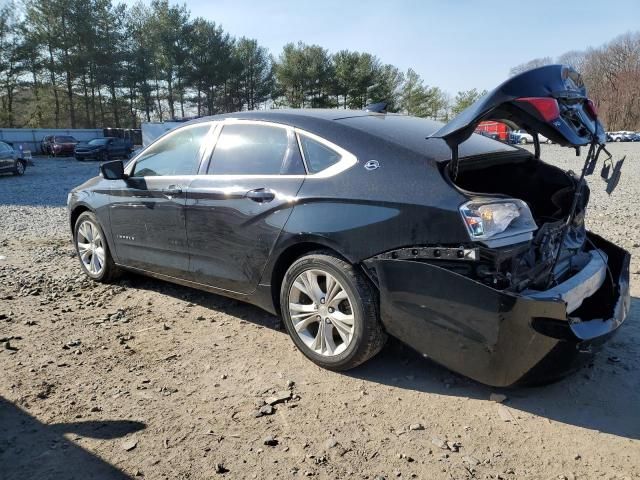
[245,188,275,203]
[162,186,183,198]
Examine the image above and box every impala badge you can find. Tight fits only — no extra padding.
[364,160,380,171]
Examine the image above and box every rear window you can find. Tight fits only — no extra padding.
[298,135,341,174]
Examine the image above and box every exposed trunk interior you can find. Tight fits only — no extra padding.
[450,151,580,224]
[444,151,593,293]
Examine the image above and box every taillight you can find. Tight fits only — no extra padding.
[585,99,598,119]
[515,97,560,122]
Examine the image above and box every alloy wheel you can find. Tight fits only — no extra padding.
[288,269,355,356]
[76,220,106,276]
[15,162,24,175]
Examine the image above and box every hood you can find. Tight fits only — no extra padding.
[430,65,606,151]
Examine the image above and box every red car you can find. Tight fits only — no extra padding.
[48,135,78,156]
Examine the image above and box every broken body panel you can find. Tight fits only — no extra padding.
[366,233,630,387]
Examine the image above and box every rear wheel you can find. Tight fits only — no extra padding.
[280,251,386,371]
[74,211,120,282]
[13,160,25,176]
[519,137,528,145]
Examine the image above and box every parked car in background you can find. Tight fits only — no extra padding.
[74,137,133,161]
[40,135,53,154]
[67,65,629,387]
[607,131,635,142]
[510,129,552,144]
[629,133,640,142]
[0,141,27,176]
[47,135,78,156]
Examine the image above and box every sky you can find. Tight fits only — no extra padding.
[128,0,640,95]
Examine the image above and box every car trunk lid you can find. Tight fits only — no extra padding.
[430,65,606,171]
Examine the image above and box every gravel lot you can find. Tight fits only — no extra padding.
[0,146,638,480]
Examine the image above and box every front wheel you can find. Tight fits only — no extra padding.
[519,137,528,145]
[74,212,120,282]
[13,160,26,176]
[280,252,387,371]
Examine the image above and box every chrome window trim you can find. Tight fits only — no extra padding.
[294,128,357,179]
[125,118,358,180]
[199,118,357,179]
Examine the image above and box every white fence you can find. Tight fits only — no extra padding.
[0,128,103,154]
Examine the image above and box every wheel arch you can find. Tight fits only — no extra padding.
[267,238,359,315]
[70,204,93,235]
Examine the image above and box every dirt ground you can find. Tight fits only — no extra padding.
[1,144,639,480]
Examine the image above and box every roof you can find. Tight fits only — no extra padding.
[188,109,518,161]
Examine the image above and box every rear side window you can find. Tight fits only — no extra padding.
[209,123,296,175]
[133,124,210,177]
[298,135,341,174]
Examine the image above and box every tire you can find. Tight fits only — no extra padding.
[74,211,120,282]
[13,160,26,176]
[615,138,621,142]
[280,251,387,371]
[546,139,552,144]
[519,137,528,145]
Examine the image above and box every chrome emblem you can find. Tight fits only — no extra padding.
[364,160,380,171]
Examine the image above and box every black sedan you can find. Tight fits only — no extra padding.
[68,65,630,387]
[74,137,132,161]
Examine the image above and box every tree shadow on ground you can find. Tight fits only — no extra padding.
[0,396,145,480]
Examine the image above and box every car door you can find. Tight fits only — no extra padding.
[0,142,13,172]
[108,122,214,277]
[185,120,306,294]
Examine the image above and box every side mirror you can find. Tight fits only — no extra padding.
[100,160,126,180]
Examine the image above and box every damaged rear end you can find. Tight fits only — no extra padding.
[365,65,631,387]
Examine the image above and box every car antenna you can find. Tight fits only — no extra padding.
[364,102,388,113]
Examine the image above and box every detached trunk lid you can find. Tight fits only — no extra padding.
[431,65,606,153]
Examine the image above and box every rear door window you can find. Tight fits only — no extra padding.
[132,124,211,177]
[208,123,303,175]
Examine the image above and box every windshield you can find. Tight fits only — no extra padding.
[55,136,76,143]
[88,138,109,145]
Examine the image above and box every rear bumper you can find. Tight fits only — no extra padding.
[366,232,631,387]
